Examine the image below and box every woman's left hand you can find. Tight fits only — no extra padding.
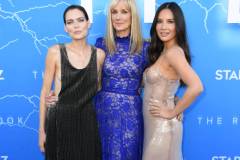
[148,99,176,119]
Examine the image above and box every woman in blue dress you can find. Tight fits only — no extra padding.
[95,0,149,159]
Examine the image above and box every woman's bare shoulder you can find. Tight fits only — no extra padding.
[45,44,61,62]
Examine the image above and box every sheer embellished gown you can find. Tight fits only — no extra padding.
[142,66,183,160]
[95,36,149,160]
[44,44,102,160]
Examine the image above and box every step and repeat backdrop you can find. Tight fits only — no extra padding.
[0,0,239,159]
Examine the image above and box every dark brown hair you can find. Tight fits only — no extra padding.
[148,2,191,65]
[63,5,89,24]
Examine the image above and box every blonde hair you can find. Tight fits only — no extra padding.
[105,0,143,54]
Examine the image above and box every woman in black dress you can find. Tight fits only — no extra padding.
[38,5,105,160]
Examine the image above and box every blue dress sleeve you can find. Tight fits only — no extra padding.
[95,37,107,53]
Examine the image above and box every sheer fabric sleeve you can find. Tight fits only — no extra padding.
[95,37,107,53]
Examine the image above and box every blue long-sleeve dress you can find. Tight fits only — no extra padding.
[95,35,149,160]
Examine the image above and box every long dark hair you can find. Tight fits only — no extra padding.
[63,5,89,24]
[148,2,191,65]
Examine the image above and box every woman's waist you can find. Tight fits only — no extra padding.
[54,99,94,108]
[102,77,141,90]
[144,94,175,102]
[100,87,140,95]
[143,97,175,109]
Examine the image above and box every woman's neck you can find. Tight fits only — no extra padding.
[116,30,130,38]
[68,39,89,55]
[71,39,88,48]
[164,39,177,50]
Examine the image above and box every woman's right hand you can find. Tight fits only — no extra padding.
[45,91,58,106]
[39,129,46,153]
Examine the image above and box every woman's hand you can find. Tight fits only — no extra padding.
[148,99,176,120]
[45,91,58,106]
[39,129,46,153]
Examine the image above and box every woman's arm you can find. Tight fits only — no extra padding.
[96,48,105,91]
[150,47,203,119]
[38,45,59,152]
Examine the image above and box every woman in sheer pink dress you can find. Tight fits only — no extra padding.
[142,2,203,160]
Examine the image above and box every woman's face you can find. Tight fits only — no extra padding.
[111,1,131,37]
[64,9,90,40]
[156,9,176,45]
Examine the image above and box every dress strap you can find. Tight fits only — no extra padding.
[59,43,68,61]
[90,45,97,64]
